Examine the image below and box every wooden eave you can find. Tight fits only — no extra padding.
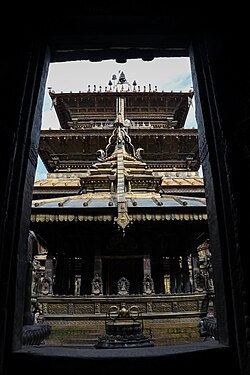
[49,91,193,130]
[31,193,207,223]
[33,175,204,199]
[39,128,199,173]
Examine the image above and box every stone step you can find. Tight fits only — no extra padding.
[45,337,98,348]
[63,338,98,346]
[45,320,201,348]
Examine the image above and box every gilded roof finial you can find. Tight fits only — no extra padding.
[109,71,132,92]
[118,71,127,84]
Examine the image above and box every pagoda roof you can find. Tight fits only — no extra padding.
[33,173,204,197]
[38,128,200,173]
[34,115,205,231]
[49,90,193,130]
[40,83,197,173]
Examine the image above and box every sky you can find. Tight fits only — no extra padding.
[35,57,197,181]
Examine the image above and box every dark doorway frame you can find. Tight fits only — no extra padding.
[1,11,247,374]
[102,255,143,295]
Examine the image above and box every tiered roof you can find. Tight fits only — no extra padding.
[32,72,206,231]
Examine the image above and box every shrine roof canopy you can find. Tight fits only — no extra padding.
[31,192,207,224]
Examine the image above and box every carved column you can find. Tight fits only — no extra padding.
[143,254,151,277]
[23,231,37,325]
[94,253,102,277]
[163,256,171,294]
[192,250,202,291]
[42,258,53,295]
[182,254,191,293]
[175,256,182,293]
[143,252,154,295]
[91,253,103,295]
[62,253,70,294]
[54,252,63,295]
[170,256,182,293]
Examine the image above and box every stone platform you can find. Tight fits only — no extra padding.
[37,293,209,347]
[95,304,154,348]
[95,320,154,348]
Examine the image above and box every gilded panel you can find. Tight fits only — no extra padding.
[152,302,172,312]
[74,303,95,314]
[100,303,115,313]
[178,301,197,312]
[198,298,209,312]
[68,303,74,314]
[44,320,104,327]
[47,304,68,314]
[127,303,147,313]
[95,303,101,313]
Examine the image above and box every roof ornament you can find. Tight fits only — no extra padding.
[108,71,132,92]
[93,97,146,234]
[96,149,105,162]
[118,71,127,84]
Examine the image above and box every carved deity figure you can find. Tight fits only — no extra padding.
[117,276,129,295]
[31,259,42,296]
[41,277,52,295]
[91,273,103,295]
[194,272,205,292]
[143,274,155,295]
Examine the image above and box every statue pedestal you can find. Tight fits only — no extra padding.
[95,320,154,349]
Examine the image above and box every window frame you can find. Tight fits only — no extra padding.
[4,33,242,373]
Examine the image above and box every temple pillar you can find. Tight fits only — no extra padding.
[69,256,76,295]
[170,256,182,293]
[192,250,203,291]
[174,256,182,293]
[42,258,53,295]
[142,248,154,294]
[23,231,37,325]
[54,252,63,294]
[61,253,70,294]
[163,256,171,294]
[143,254,151,277]
[91,252,103,295]
[182,254,191,293]
[94,253,102,277]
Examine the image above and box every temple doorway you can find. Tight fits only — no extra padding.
[102,256,143,295]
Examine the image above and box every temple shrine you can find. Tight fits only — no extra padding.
[29,71,214,347]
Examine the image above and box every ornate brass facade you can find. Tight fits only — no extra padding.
[29,72,213,346]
